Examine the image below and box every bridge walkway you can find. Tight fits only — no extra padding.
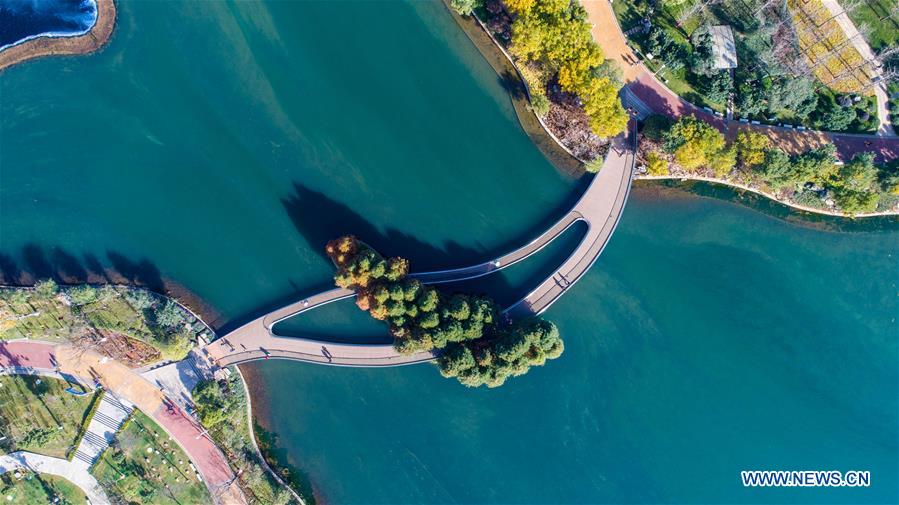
[203,124,637,368]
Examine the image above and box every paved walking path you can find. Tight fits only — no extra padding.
[0,451,109,504]
[582,0,899,161]
[0,341,246,505]
[139,350,211,414]
[507,128,636,317]
[202,122,637,368]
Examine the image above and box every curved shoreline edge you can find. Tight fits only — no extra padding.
[637,175,899,219]
[0,0,116,72]
[234,366,307,505]
[442,1,583,175]
[0,283,304,504]
[453,1,897,219]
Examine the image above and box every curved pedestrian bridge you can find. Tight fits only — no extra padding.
[202,127,636,368]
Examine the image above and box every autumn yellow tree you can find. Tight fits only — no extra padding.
[505,0,536,14]
[664,116,733,174]
[509,0,627,139]
[582,78,629,138]
[646,151,668,176]
[735,131,770,169]
[708,146,737,177]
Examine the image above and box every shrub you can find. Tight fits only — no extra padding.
[642,114,671,141]
[830,152,879,214]
[450,0,480,16]
[154,301,185,329]
[735,131,770,169]
[584,158,603,173]
[690,27,717,77]
[647,27,686,71]
[592,59,623,90]
[530,93,550,117]
[192,380,231,428]
[816,104,856,132]
[646,151,668,176]
[34,279,59,299]
[701,71,733,104]
[67,285,99,305]
[124,289,156,310]
[664,116,731,173]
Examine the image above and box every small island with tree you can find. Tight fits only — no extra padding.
[326,236,564,387]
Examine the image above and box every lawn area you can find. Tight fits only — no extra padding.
[610,0,728,112]
[0,283,203,363]
[0,471,86,505]
[846,0,899,52]
[91,409,210,505]
[0,376,97,459]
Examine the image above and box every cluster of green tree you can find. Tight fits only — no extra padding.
[326,236,564,387]
[652,115,894,213]
[757,148,889,213]
[500,0,628,137]
[439,318,563,387]
[662,116,735,176]
[192,377,296,504]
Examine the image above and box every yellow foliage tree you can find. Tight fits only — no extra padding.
[708,146,737,177]
[509,0,627,139]
[582,77,629,138]
[735,131,770,168]
[557,43,603,96]
[669,117,730,173]
[505,0,536,14]
[646,151,668,176]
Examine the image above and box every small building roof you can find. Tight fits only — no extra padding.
[709,25,738,69]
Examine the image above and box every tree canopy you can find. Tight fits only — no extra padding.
[735,131,770,169]
[509,0,627,138]
[438,318,564,388]
[327,236,565,387]
[663,116,735,176]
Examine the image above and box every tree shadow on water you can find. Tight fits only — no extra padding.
[281,182,496,270]
[280,181,586,272]
[0,244,166,294]
[279,182,528,302]
[497,70,526,100]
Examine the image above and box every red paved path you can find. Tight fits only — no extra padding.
[0,341,243,503]
[628,73,899,163]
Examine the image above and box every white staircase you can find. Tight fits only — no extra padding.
[71,393,133,469]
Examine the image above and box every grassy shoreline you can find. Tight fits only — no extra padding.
[637,174,898,218]
[0,280,303,503]
[191,370,305,505]
[635,179,899,230]
[0,282,213,365]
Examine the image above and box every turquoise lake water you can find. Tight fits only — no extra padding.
[1,0,896,503]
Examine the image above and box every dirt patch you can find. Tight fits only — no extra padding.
[73,329,160,367]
